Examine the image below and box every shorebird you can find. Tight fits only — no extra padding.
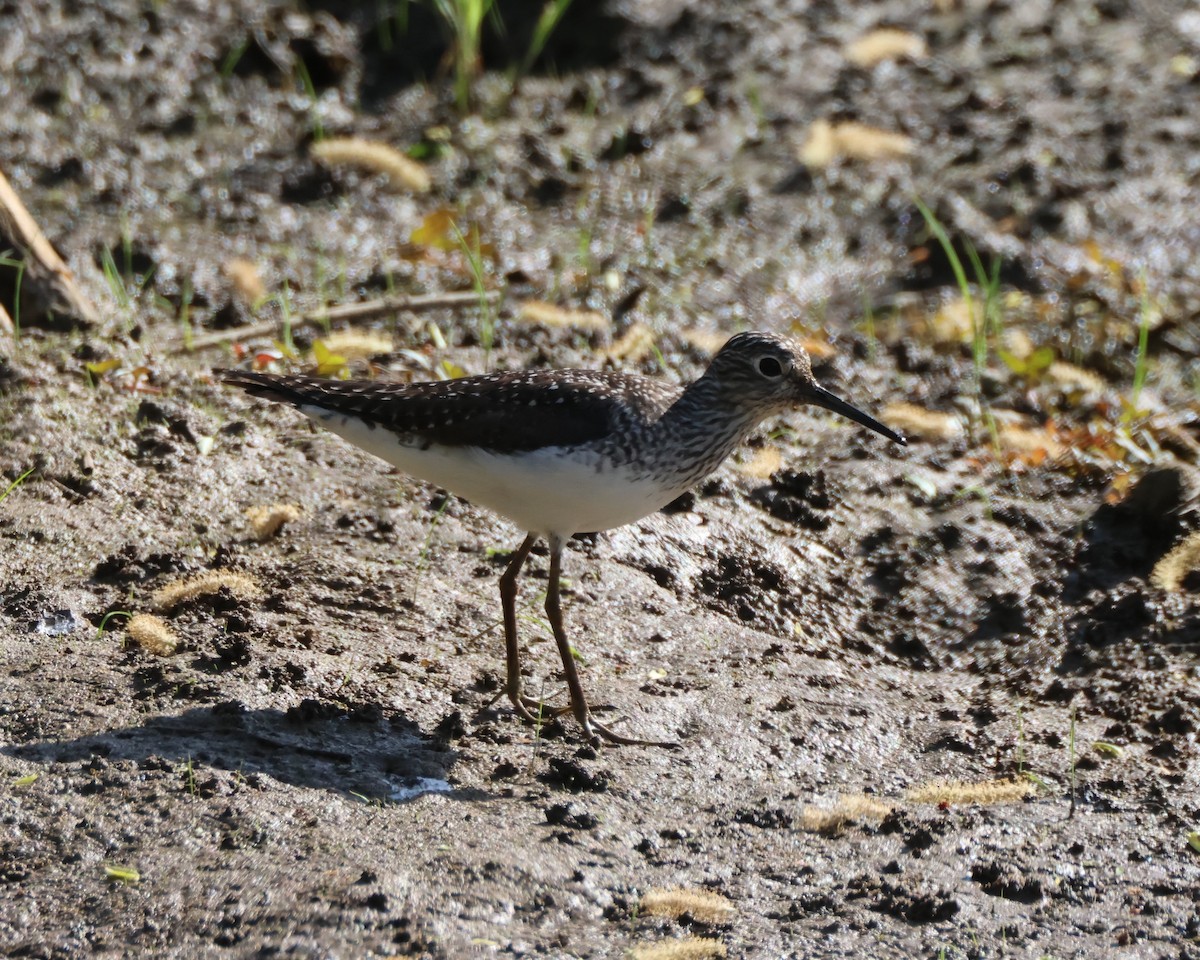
[220,331,904,746]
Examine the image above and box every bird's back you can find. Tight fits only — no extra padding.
[219,367,682,453]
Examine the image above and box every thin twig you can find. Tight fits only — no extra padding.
[0,165,99,328]
[1067,704,1077,819]
[173,289,505,353]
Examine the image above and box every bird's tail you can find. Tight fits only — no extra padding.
[217,369,316,407]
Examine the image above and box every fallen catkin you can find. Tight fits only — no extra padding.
[223,258,266,305]
[800,793,893,833]
[630,938,727,960]
[880,403,964,442]
[245,503,303,541]
[1151,531,1200,592]
[640,887,735,925]
[126,613,178,656]
[517,300,610,332]
[310,137,431,193]
[152,570,260,612]
[905,778,1034,806]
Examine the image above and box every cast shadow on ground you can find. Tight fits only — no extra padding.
[2,700,475,802]
[1066,467,1189,600]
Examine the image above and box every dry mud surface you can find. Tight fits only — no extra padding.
[2,1,1200,957]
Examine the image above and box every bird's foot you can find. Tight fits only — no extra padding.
[505,684,676,748]
[578,711,680,750]
[507,689,573,725]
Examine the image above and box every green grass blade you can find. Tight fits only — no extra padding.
[0,467,35,507]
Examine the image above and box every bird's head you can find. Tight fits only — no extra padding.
[704,331,906,445]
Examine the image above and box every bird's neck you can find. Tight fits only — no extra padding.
[665,372,763,430]
[640,375,763,484]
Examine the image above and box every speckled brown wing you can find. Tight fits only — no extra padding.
[218,368,681,454]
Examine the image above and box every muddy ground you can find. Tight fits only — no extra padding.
[2,1,1200,957]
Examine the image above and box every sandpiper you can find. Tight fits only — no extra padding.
[220,331,904,746]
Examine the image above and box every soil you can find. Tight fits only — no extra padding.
[2,1,1200,957]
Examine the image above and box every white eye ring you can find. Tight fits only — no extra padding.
[757,356,784,378]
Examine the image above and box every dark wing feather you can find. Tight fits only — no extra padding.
[218,368,680,453]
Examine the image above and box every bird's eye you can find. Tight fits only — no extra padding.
[757,356,783,378]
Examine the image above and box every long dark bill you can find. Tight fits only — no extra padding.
[806,384,907,445]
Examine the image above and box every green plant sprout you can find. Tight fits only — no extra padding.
[276,280,296,355]
[94,610,133,640]
[180,756,197,796]
[1130,271,1154,413]
[375,0,411,54]
[293,58,325,141]
[1016,705,1025,776]
[915,198,1004,450]
[99,247,133,332]
[452,219,496,368]
[861,293,879,362]
[103,863,141,883]
[433,0,496,113]
[220,36,249,77]
[178,277,195,351]
[0,467,34,508]
[520,0,575,79]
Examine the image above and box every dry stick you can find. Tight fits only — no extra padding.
[0,166,99,328]
[0,301,13,336]
[174,289,504,352]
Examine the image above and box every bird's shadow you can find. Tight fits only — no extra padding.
[3,699,471,802]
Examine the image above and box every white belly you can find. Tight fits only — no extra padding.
[304,408,680,536]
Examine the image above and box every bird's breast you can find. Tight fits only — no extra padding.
[302,406,685,536]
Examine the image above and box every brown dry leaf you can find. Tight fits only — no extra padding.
[739,446,782,479]
[928,297,974,344]
[799,337,836,360]
[607,322,656,363]
[799,119,913,168]
[844,29,927,67]
[223,259,266,306]
[409,209,497,260]
[410,208,459,250]
[801,794,893,833]
[881,403,963,442]
[798,119,838,167]
[1170,54,1199,78]
[318,330,394,360]
[630,938,727,960]
[245,503,304,541]
[310,137,431,193]
[905,778,1034,805]
[640,888,735,925]
[1046,361,1106,393]
[153,570,260,612]
[1104,472,1135,505]
[998,423,1064,459]
[1151,531,1200,592]
[1000,328,1035,361]
[1081,238,1127,287]
[126,614,178,656]
[680,329,729,355]
[85,358,121,378]
[517,300,610,332]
